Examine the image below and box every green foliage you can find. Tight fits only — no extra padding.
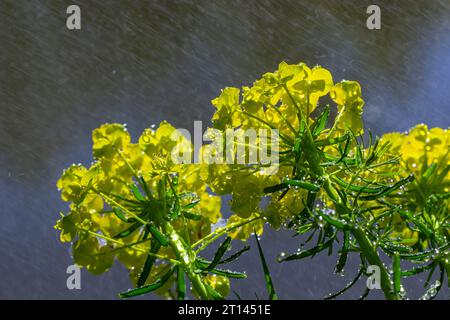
[55,61,449,300]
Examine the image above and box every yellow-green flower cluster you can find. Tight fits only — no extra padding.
[380,124,450,248]
[55,122,222,285]
[207,61,366,229]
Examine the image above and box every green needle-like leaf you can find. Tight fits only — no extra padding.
[312,105,330,137]
[131,184,146,202]
[148,225,169,246]
[204,283,225,300]
[139,176,151,198]
[335,230,349,274]
[335,135,351,164]
[279,237,334,262]
[182,211,202,221]
[422,163,437,179]
[331,175,383,194]
[204,237,232,271]
[177,266,186,300]
[401,263,434,277]
[195,260,247,279]
[209,268,247,279]
[137,240,161,287]
[393,253,401,297]
[255,234,278,300]
[325,267,363,300]
[360,174,415,200]
[282,178,320,192]
[399,242,449,261]
[113,207,135,223]
[119,267,175,298]
[182,200,200,209]
[219,245,251,264]
[263,183,288,194]
[113,221,142,239]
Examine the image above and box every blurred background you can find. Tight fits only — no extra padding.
[1,0,449,299]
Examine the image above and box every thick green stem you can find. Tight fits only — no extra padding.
[302,125,397,300]
[161,221,209,300]
[353,227,398,300]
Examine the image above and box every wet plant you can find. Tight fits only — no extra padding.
[55,62,449,300]
[55,122,260,299]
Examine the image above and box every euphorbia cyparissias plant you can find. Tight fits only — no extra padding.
[55,122,260,299]
[55,61,449,300]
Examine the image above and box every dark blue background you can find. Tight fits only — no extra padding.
[1,0,449,299]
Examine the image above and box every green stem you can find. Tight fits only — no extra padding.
[302,127,325,177]
[161,221,209,300]
[302,124,397,300]
[326,106,344,138]
[353,227,398,300]
[80,228,179,264]
[192,215,263,253]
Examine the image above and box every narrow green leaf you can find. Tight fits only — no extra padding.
[114,221,142,239]
[113,207,135,223]
[294,137,301,154]
[282,178,320,192]
[423,163,437,179]
[360,174,415,200]
[204,237,232,271]
[401,263,434,277]
[131,184,146,202]
[312,105,330,137]
[420,267,444,300]
[393,253,401,297]
[182,211,202,221]
[325,268,363,300]
[355,145,363,166]
[148,225,169,246]
[137,240,161,287]
[435,164,450,184]
[365,137,379,166]
[204,283,225,300]
[359,287,370,300]
[396,209,434,238]
[289,191,317,228]
[295,223,314,235]
[209,268,247,279]
[318,210,349,230]
[119,267,175,298]
[219,245,251,264]
[315,133,349,147]
[255,234,278,300]
[177,266,186,300]
[139,176,151,198]
[183,200,200,209]
[263,183,288,194]
[279,237,334,262]
[424,263,437,288]
[399,242,449,261]
[331,175,383,194]
[196,260,247,279]
[336,135,351,164]
[380,240,413,254]
[335,230,349,274]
